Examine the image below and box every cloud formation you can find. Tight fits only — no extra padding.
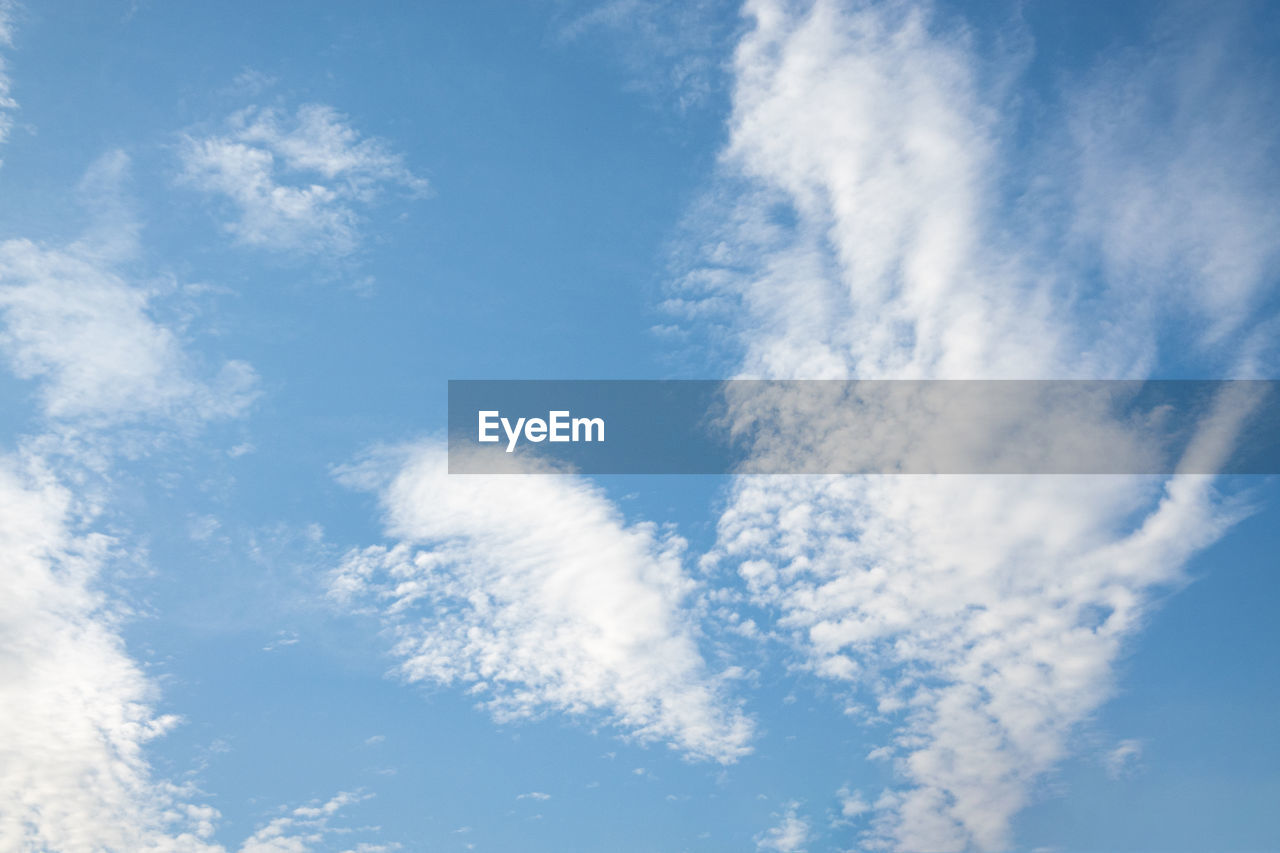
[554,0,733,111]
[332,443,754,764]
[0,1,16,159]
[0,153,383,853]
[0,453,224,852]
[179,104,427,255]
[1103,738,1143,780]
[0,239,257,425]
[675,1,1280,849]
[0,152,257,426]
[1064,6,1280,367]
[239,791,385,853]
[755,801,809,853]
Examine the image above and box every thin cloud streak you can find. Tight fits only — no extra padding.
[0,1,16,158]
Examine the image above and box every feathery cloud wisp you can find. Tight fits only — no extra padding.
[179,104,427,255]
[0,2,17,158]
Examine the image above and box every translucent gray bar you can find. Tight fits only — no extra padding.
[447,380,1280,475]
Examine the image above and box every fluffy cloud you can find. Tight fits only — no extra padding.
[680,0,1058,380]
[0,453,222,852]
[677,1,1279,849]
[331,443,754,764]
[179,104,427,255]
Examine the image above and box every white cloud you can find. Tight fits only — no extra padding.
[756,802,809,853]
[262,629,300,652]
[0,454,386,853]
[0,154,226,850]
[673,2,1278,383]
[554,0,732,111]
[715,472,1239,852]
[836,786,870,820]
[72,148,144,263]
[1103,739,1143,780]
[1065,8,1280,358]
[331,442,754,764]
[678,0,1059,381]
[226,68,278,98]
[0,151,379,852]
[517,791,551,801]
[0,453,223,852]
[179,104,427,255]
[0,237,258,425]
[0,1,17,158]
[0,153,258,427]
[678,1,1279,850]
[238,791,382,853]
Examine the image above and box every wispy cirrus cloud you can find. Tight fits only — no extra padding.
[178,103,427,255]
[1064,5,1280,365]
[674,0,1280,850]
[553,0,735,111]
[331,443,755,764]
[1103,738,1144,780]
[0,2,15,154]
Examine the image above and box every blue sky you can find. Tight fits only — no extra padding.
[0,1,1278,852]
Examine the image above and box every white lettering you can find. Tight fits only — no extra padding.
[549,410,570,442]
[572,416,605,442]
[502,416,526,452]
[481,410,604,451]
[478,410,500,442]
